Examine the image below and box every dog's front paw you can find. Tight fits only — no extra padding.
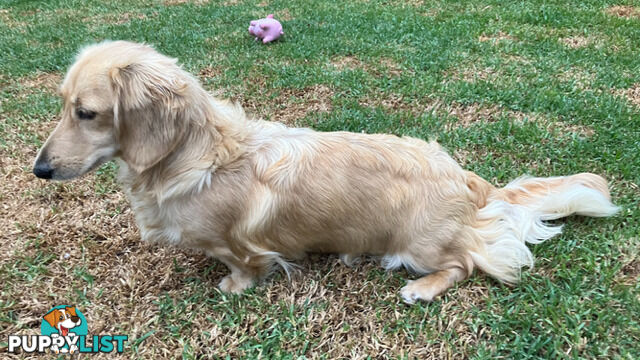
[218,274,253,294]
[400,280,436,304]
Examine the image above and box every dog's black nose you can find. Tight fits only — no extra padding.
[33,161,54,179]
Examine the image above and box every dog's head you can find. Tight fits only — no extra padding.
[43,307,81,337]
[33,40,191,180]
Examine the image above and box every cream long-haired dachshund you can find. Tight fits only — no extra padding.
[33,41,619,303]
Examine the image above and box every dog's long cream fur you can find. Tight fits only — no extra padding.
[33,41,619,303]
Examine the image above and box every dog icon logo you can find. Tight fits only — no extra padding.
[8,304,126,354]
[41,305,88,354]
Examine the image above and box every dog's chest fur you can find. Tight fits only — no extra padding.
[129,192,184,245]
[117,160,226,250]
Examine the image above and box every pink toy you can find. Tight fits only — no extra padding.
[248,14,283,44]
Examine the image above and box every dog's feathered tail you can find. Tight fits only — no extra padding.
[467,173,619,283]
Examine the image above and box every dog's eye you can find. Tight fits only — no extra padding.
[76,108,96,120]
[59,315,64,320]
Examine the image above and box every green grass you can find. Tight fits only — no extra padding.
[1,0,639,358]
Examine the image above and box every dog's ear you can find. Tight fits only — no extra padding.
[65,306,77,317]
[43,309,59,327]
[109,62,187,173]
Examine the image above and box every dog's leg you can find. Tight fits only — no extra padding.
[399,267,467,304]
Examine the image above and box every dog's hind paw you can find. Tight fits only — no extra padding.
[400,280,435,304]
[339,253,361,267]
[399,268,467,304]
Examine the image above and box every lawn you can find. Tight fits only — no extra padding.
[1,0,639,358]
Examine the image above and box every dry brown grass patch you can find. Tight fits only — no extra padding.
[83,11,158,28]
[560,35,591,48]
[364,93,410,111]
[113,12,147,24]
[605,5,640,19]
[422,10,439,17]
[330,56,405,77]
[504,54,533,65]
[619,258,640,286]
[452,148,474,167]
[331,55,366,71]
[380,57,405,76]
[558,67,596,90]
[445,102,503,129]
[614,236,640,286]
[547,121,595,138]
[445,64,500,83]
[198,66,223,79]
[440,102,592,139]
[0,8,24,27]
[163,0,210,6]
[1,72,61,115]
[443,102,538,129]
[16,72,62,94]
[278,9,293,21]
[478,31,515,43]
[615,83,640,107]
[372,0,426,6]
[241,84,334,124]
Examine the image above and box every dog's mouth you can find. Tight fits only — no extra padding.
[60,325,69,337]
